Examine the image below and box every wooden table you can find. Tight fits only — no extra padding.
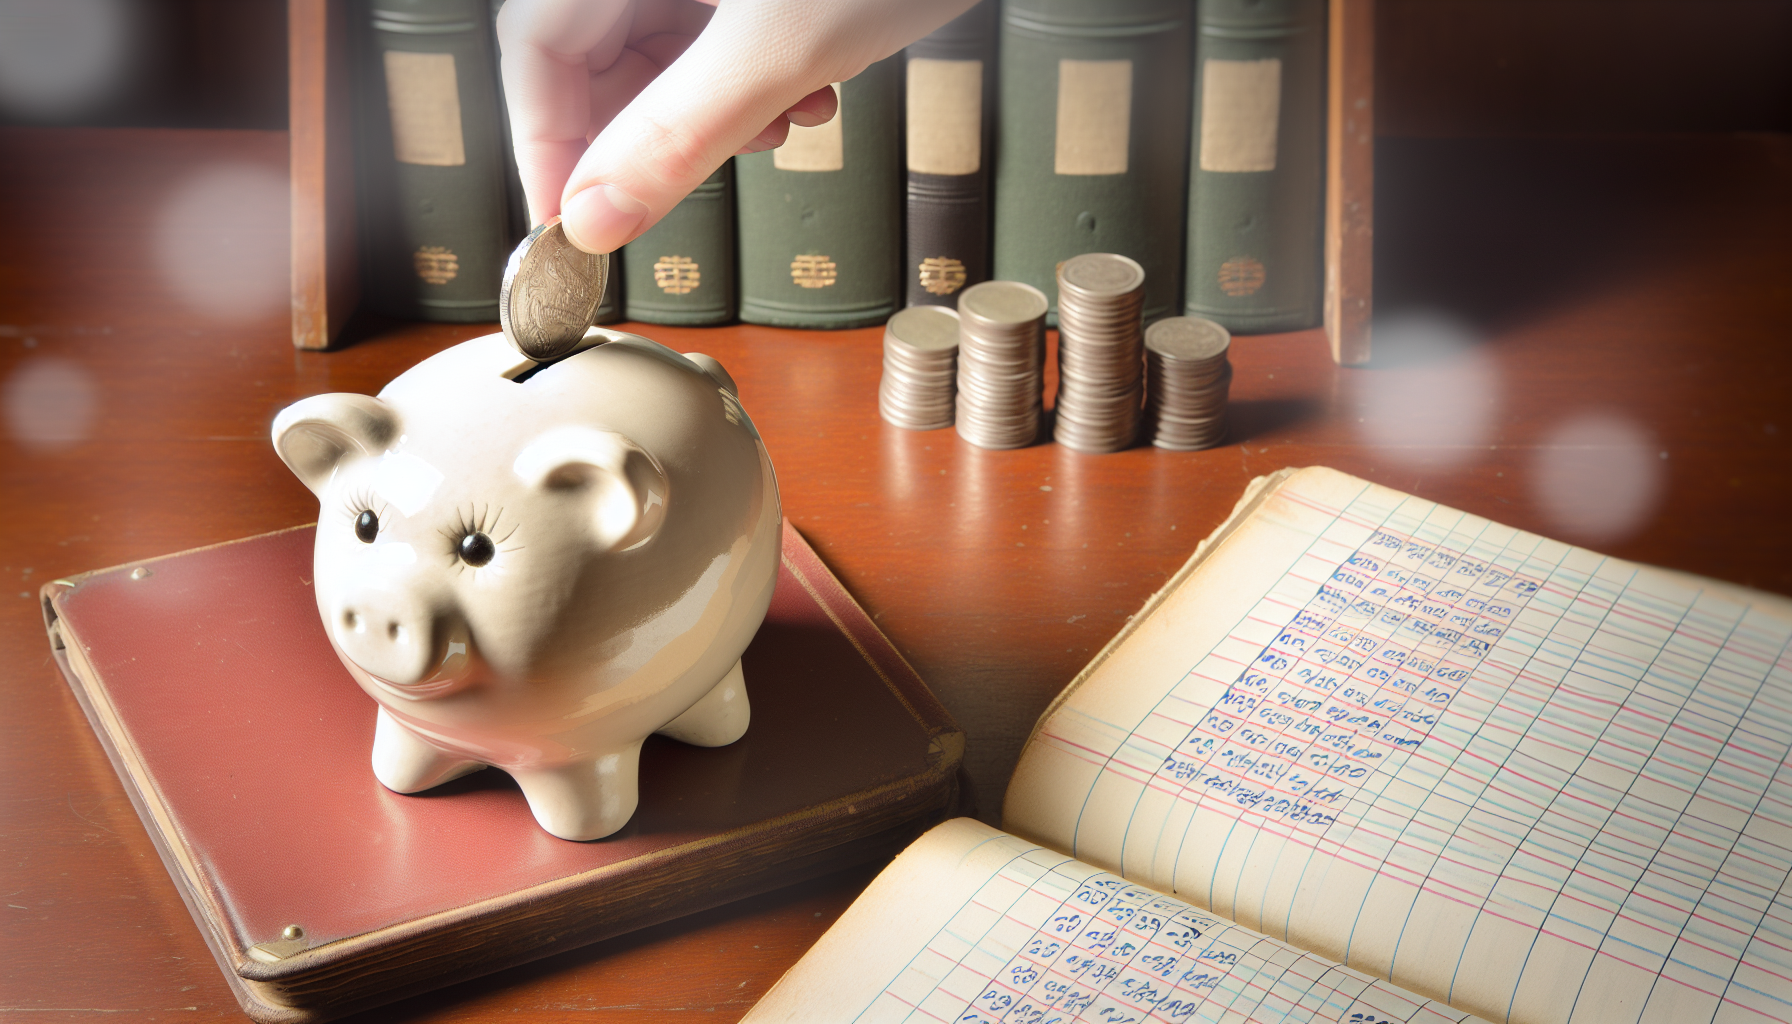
[2,126,1787,1021]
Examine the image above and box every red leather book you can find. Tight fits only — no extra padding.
[41,521,962,1023]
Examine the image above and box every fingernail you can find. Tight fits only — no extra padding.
[786,109,829,128]
[561,184,649,253]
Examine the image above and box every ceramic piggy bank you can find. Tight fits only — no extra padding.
[271,329,780,840]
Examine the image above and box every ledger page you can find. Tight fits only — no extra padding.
[1005,467,1792,1024]
[744,817,1488,1024]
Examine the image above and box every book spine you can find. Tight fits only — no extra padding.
[904,0,996,308]
[992,0,1192,326]
[353,0,511,322]
[1184,0,1326,333]
[623,164,735,325]
[489,0,530,249]
[595,252,622,324]
[735,54,903,329]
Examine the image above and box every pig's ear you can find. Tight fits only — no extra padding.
[513,427,668,551]
[272,394,400,495]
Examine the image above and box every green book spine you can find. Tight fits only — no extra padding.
[489,0,530,251]
[624,164,735,325]
[353,0,512,322]
[992,0,1192,326]
[735,54,903,329]
[595,255,622,324]
[1183,0,1325,333]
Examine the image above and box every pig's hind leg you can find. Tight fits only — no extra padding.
[656,659,750,747]
[372,707,487,793]
[511,740,645,841]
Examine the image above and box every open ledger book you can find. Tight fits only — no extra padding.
[746,467,1792,1024]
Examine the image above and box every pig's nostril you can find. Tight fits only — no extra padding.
[343,610,363,633]
[388,622,407,644]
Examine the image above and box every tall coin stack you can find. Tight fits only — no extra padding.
[1054,253,1147,453]
[955,281,1049,449]
[1144,316,1232,450]
[878,305,960,430]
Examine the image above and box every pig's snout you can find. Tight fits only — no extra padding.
[331,589,468,692]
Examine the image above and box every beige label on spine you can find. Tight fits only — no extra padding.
[907,59,982,175]
[383,51,466,167]
[1055,59,1131,176]
[774,84,844,172]
[1200,58,1281,172]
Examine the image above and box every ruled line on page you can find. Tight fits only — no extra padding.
[1032,476,1792,1024]
[852,833,1485,1024]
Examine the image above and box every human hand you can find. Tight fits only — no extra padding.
[497,0,976,254]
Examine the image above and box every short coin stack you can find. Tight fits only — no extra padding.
[1144,315,1232,450]
[878,305,961,430]
[955,281,1049,449]
[1053,253,1147,453]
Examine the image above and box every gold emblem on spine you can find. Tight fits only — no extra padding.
[1218,256,1266,297]
[790,254,838,289]
[918,256,967,296]
[653,255,701,295]
[414,246,459,285]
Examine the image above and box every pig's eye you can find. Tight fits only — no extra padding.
[354,510,379,543]
[459,532,495,567]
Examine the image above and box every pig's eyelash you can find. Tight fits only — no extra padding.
[340,487,386,521]
[442,504,522,547]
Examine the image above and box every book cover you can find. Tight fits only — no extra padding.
[1184,0,1327,333]
[992,0,1192,326]
[352,0,513,323]
[42,520,962,1023]
[904,0,997,308]
[625,164,736,325]
[736,54,904,329]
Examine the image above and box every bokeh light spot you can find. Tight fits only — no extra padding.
[154,163,289,324]
[1354,309,1499,468]
[0,0,132,121]
[1531,412,1663,545]
[5,357,97,450]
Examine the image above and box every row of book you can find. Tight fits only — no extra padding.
[355,0,1324,334]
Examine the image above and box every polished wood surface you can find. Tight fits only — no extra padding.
[2,125,1788,1021]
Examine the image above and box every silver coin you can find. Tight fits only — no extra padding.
[1146,316,1231,363]
[499,217,610,361]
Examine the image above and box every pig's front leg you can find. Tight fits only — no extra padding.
[655,659,751,747]
[372,707,487,793]
[511,740,645,841]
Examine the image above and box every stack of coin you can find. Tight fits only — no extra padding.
[878,305,960,430]
[1144,316,1232,450]
[1054,253,1146,453]
[955,281,1049,449]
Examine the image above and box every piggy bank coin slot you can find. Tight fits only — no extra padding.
[508,354,567,386]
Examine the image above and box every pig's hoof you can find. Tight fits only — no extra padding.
[656,660,750,747]
[372,707,486,793]
[512,742,644,841]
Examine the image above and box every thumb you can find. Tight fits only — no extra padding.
[558,3,853,254]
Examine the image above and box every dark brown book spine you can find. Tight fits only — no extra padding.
[904,0,996,307]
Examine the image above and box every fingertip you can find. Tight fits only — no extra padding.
[736,117,791,155]
[784,85,838,128]
[561,183,650,254]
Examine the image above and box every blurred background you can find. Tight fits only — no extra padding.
[0,0,1787,135]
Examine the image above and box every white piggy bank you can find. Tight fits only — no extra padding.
[271,330,780,840]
